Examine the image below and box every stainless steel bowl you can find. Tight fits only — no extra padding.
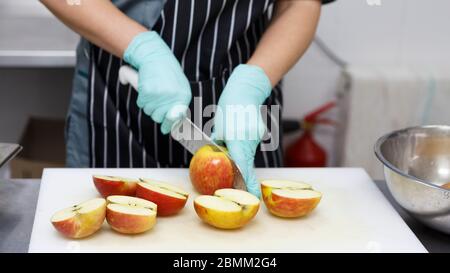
[375,125,450,234]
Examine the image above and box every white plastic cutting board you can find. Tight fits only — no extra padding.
[29,168,426,253]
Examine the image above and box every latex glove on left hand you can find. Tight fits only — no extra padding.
[213,64,272,198]
[124,31,192,134]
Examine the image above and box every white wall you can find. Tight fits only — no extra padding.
[0,0,51,17]
[318,0,450,65]
[283,0,450,165]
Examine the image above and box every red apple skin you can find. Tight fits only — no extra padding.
[193,201,247,229]
[52,218,80,238]
[189,145,235,195]
[106,208,155,234]
[135,183,187,216]
[93,176,137,198]
[51,198,106,239]
[263,190,321,218]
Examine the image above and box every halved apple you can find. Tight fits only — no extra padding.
[261,179,322,218]
[194,189,260,229]
[136,179,189,216]
[261,179,312,192]
[51,198,106,239]
[106,195,157,234]
[92,175,138,198]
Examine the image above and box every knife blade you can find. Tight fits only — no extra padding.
[119,65,246,191]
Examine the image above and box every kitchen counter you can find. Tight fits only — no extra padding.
[0,179,40,252]
[0,178,449,253]
[375,181,450,253]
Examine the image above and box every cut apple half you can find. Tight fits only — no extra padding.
[261,179,322,218]
[106,195,157,234]
[215,188,260,211]
[136,179,189,216]
[51,198,106,239]
[194,189,260,229]
[273,189,322,199]
[139,178,189,197]
[261,179,312,190]
[92,175,138,197]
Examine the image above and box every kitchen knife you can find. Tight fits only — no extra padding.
[118,65,246,191]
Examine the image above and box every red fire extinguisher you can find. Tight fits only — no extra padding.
[285,101,336,168]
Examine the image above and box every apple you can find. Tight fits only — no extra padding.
[92,175,138,198]
[194,188,260,229]
[106,195,157,234]
[189,145,235,195]
[136,179,189,216]
[51,198,106,239]
[261,179,322,218]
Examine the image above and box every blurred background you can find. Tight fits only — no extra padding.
[1,0,449,179]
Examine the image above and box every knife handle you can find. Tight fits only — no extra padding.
[119,66,139,91]
[118,66,248,193]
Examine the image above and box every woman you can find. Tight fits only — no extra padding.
[41,0,332,197]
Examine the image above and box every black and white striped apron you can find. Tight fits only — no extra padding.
[88,0,283,168]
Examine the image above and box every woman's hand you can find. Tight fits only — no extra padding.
[215,0,321,197]
[124,31,192,134]
[213,65,272,198]
[41,0,191,134]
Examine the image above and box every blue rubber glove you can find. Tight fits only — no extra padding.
[213,64,272,198]
[124,31,192,134]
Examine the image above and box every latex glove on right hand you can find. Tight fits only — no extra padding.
[213,64,272,198]
[124,31,192,134]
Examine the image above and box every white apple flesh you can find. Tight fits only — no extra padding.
[194,189,260,229]
[261,179,322,218]
[51,198,106,239]
[261,179,312,190]
[106,195,157,234]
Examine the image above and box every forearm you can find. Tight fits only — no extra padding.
[40,0,147,57]
[247,0,321,86]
